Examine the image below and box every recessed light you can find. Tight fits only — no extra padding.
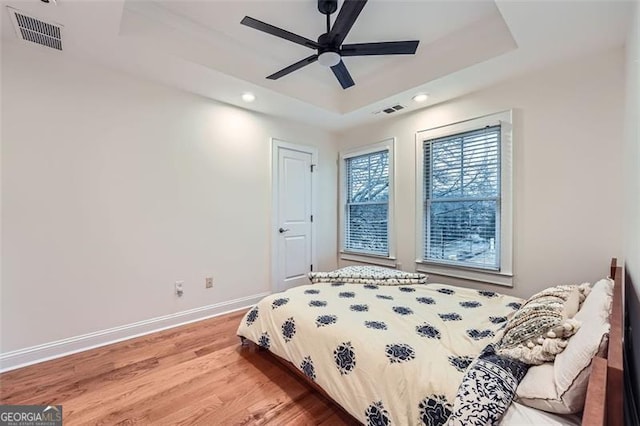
[241,92,256,103]
[412,93,428,103]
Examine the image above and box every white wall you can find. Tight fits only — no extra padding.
[0,42,337,355]
[337,48,625,299]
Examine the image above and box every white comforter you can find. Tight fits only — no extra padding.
[237,282,523,426]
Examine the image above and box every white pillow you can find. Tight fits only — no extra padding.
[516,278,613,413]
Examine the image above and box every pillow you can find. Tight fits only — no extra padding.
[448,344,530,425]
[497,284,590,365]
[308,265,427,285]
[516,278,613,413]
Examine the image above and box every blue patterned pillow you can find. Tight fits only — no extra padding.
[448,345,529,425]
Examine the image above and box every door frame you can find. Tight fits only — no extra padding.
[271,138,318,293]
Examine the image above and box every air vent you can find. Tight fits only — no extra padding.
[8,8,63,51]
[372,104,407,115]
[382,104,406,114]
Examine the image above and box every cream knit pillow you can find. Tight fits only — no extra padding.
[498,284,590,365]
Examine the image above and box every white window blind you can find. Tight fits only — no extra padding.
[424,125,501,270]
[345,150,389,256]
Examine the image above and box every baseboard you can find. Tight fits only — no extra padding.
[0,292,270,373]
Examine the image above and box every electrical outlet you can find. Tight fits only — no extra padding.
[205,277,213,288]
[175,281,184,297]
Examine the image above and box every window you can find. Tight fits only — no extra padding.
[340,139,395,260]
[417,112,512,284]
[424,126,500,269]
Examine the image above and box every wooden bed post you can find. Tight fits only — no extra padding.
[583,357,608,425]
[609,258,617,281]
[583,258,624,426]
[606,260,623,426]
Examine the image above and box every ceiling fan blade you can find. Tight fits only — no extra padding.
[267,55,319,80]
[330,60,355,89]
[341,40,420,56]
[241,16,320,50]
[329,0,367,46]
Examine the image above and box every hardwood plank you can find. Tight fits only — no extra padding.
[62,347,241,424]
[0,309,353,425]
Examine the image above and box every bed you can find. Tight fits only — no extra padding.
[237,259,623,426]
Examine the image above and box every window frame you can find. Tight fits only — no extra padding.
[415,111,513,286]
[339,138,396,266]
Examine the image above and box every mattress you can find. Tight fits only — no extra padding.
[237,282,524,425]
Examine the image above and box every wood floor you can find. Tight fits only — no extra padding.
[0,310,358,425]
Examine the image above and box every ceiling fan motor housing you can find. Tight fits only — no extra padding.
[318,0,338,15]
[317,32,341,67]
[317,33,338,52]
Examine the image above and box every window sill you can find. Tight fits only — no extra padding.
[340,252,397,268]
[415,260,513,287]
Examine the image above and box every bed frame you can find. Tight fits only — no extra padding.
[582,258,624,426]
[241,258,625,426]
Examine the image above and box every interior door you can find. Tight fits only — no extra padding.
[274,144,313,292]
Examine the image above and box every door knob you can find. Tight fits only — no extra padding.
[279,227,290,233]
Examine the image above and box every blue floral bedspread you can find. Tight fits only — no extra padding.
[237,282,523,426]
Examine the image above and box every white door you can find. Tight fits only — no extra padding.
[273,142,314,292]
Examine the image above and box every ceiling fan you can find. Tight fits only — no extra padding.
[240,0,420,89]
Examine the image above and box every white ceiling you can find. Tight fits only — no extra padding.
[1,0,634,131]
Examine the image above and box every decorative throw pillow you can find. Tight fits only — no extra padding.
[497,283,590,365]
[308,265,427,285]
[448,344,530,425]
[516,278,613,413]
